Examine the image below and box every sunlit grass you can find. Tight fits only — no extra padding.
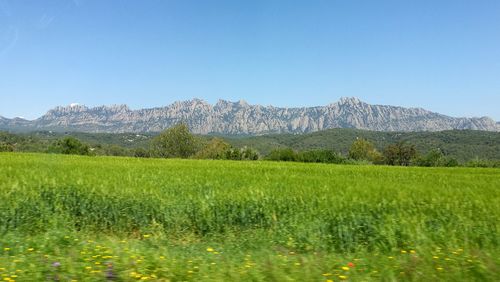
[0,152,499,281]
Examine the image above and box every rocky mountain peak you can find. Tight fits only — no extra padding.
[339,96,363,105]
[105,104,131,112]
[49,104,89,114]
[1,98,498,134]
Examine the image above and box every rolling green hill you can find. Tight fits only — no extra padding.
[2,129,500,162]
[225,129,500,162]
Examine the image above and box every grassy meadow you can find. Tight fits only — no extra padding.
[0,152,499,281]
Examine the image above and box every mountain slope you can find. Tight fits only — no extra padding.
[1,97,498,134]
[225,129,500,162]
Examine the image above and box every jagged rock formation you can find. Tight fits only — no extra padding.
[1,97,498,134]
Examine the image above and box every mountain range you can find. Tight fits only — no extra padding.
[1,97,498,134]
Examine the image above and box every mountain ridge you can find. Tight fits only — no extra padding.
[1,97,498,134]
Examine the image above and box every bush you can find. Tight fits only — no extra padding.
[103,145,130,156]
[266,148,298,162]
[195,138,260,161]
[133,148,150,158]
[465,158,500,168]
[297,150,346,164]
[223,147,260,160]
[0,142,14,152]
[239,146,260,160]
[414,149,459,167]
[47,137,91,156]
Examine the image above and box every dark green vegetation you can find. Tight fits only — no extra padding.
[1,127,500,166]
[1,153,499,281]
[227,129,500,162]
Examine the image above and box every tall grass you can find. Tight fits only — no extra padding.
[1,153,498,251]
[0,152,499,280]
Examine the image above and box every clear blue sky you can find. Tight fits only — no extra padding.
[0,0,499,120]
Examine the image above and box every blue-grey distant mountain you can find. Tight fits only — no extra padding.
[1,97,498,134]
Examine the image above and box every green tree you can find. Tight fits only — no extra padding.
[151,123,199,158]
[348,138,382,163]
[383,142,418,166]
[415,149,459,167]
[48,137,91,156]
[195,138,232,159]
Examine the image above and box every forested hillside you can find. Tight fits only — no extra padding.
[2,129,499,163]
[226,129,500,162]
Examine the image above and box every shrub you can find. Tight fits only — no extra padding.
[266,148,298,162]
[465,158,500,168]
[414,149,459,167]
[47,137,91,156]
[133,148,150,158]
[195,138,260,161]
[0,142,14,152]
[103,145,130,156]
[239,146,259,160]
[297,149,346,164]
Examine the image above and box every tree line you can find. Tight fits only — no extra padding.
[1,124,499,168]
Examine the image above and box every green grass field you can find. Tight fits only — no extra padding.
[0,153,499,281]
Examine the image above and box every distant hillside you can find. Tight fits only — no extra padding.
[2,129,499,163]
[1,97,498,133]
[225,129,500,162]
